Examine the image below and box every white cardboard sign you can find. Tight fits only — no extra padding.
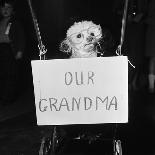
[31,56,128,125]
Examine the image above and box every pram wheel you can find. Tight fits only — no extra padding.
[39,126,123,155]
[114,140,122,155]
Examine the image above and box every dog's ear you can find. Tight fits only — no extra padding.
[59,39,72,53]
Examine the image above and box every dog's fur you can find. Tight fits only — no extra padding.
[60,21,103,58]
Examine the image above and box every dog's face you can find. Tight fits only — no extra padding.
[69,26,101,51]
[60,21,102,57]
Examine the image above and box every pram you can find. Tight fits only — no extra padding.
[29,0,129,154]
[39,124,123,155]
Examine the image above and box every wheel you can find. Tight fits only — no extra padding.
[114,140,122,155]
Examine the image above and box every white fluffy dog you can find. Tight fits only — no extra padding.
[60,21,103,58]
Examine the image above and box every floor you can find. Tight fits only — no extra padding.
[0,85,155,155]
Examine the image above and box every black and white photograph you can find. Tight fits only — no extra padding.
[0,0,155,155]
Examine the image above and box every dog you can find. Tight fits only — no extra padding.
[60,20,103,58]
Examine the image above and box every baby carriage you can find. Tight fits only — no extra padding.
[29,0,129,154]
[39,124,123,155]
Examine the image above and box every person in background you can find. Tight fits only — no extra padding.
[113,0,148,91]
[0,0,25,105]
[145,0,155,93]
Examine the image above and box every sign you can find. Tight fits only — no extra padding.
[31,56,128,125]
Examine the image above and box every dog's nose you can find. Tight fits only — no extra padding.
[86,36,94,42]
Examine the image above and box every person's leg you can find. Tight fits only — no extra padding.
[148,57,155,92]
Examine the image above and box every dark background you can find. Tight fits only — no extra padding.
[1,1,155,154]
[14,0,120,59]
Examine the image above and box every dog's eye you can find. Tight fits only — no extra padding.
[90,32,95,36]
[77,34,82,38]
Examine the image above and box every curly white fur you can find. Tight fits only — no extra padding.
[67,21,100,37]
[60,20,102,58]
